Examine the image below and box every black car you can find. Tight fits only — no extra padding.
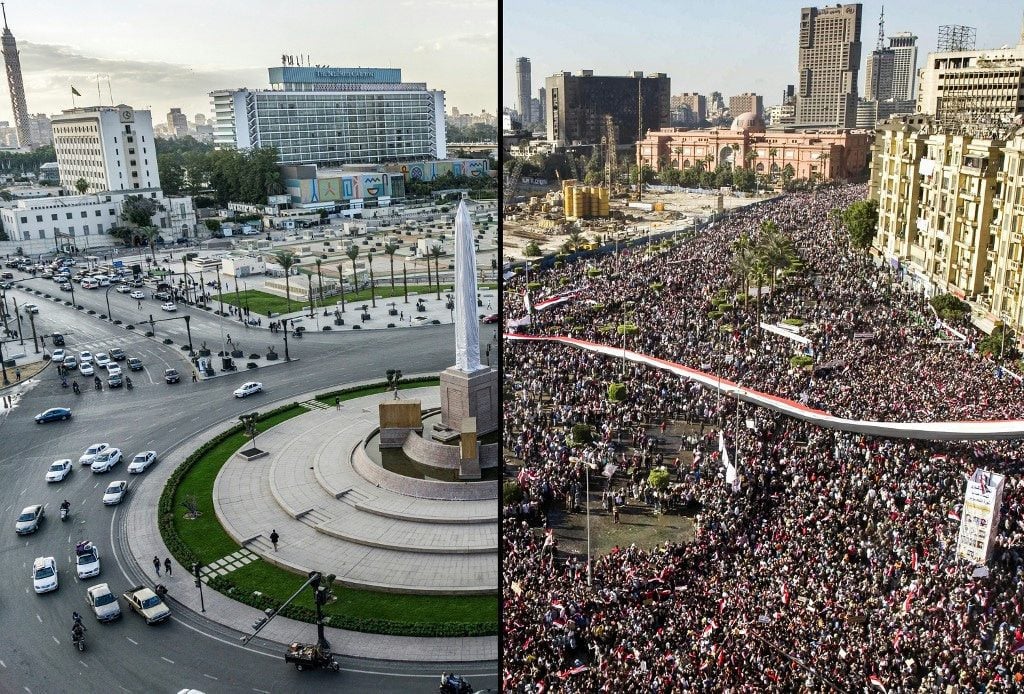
[51,333,65,346]
[164,368,180,384]
[154,291,171,301]
[127,358,143,371]
[110,348,126,361]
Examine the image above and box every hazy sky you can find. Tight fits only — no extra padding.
[503,0,1024,107]
[1,0,496,125]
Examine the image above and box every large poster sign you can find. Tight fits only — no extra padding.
[956,468,1005,565]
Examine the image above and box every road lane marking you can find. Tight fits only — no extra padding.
[126,637,138,645]
[51,636,58,644]
[161,657,174,664]
[79,660,88,668]
[203,674,218,681]
[36,614,41,623]
[252,689,270,693]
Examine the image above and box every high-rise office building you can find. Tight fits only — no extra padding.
[194,113,206,126]
[0,5,30,147]
[211,65,447,165]
[538,87,546,127]
[51,105,161,193]
[545,70,670,146]
[515,57,531,122]
[865,47,895,100]
[166,107,188,137]
[729,92,763,117]
[26,113,52,146]
[889,32,918,101]
[796,4,863,128]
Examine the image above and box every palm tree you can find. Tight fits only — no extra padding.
[137,226,160,265]
[74,178,88,195]
[429,244,443,300]
[367,249,376,308]
[768,147,778,180]
[272,250,297,313]
[384,241,400,291]
[729,144,740,169]
[336,263,346,312]
[757,227,793,295]
[817,152,830,182]
[730,244,756,302]
[566,231,586,253]
[346,245,360,302]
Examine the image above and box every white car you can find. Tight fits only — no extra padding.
[79,351,93,364]
[161,302,177,312]
[115,284,131,293]
[15,504,44,534]
[102,480,127,505]
[129,290,145,300]
[79,362,95,376]
[32,556,58,593]
[127,450,157,474]
[23,303,39,314]
[51,348,66,363]
[86,582,122,622]
[79,443,110,465]
[75,543,100,579]
[233,381,263,398]
[45,459,73,482]
[91,448,122,473]
[106,363,122,376]
[94,353,110,368]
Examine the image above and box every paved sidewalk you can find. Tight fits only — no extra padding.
[123,378,498,663]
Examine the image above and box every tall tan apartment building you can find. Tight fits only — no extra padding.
[729,93,763,117]
[871,116,1024,332]
[671,92,706,122]
[796,4,863,128]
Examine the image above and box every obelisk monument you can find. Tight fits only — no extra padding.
[438,201,499,435]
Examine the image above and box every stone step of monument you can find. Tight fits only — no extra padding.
[297,507,332,526]
[315,517,497,554]
[354,500,495,525]
[300,399,331,411]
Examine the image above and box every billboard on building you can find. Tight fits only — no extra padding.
[956,468,1005,565]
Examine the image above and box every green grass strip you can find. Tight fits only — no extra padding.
[160,380,497,636]
[214,285,498,317]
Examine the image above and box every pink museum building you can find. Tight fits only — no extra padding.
[637,112,872,182]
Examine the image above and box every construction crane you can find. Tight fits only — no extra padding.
[603,114,618,194]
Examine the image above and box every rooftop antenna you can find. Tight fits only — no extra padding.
[1,2,8,30]
[876,4,886,51]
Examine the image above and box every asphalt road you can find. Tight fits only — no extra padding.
[0,276,499,693]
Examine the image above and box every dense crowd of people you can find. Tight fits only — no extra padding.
[508,185,1024,422]
[502,186,1024,691]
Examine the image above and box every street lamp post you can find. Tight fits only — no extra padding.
[27,310,38,354]
[11,296,24,345]
[0,338,9,385]
[184,315,194,356]
[104,284,115,323]
[282,325,290,362]
[585,461,592,587]
[191,563,206,613]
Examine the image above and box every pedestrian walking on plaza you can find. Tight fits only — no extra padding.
[15,368,20,381]
[335,397,341,411]
[192,371,198,383]
[613,505,620,524]
[164,558,172,576]
[153,556,161,576]
[270,529,279,551]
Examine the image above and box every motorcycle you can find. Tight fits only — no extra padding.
[94,377,102,391]
[126,378,133,391]
[60,506,69,522]
[71,627,85,652]
[440,674,472,694]
[72,381,80,394]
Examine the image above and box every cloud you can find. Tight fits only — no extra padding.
[15,41,262,115]
[414,31,495,53]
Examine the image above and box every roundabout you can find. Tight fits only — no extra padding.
[131,377,498,662]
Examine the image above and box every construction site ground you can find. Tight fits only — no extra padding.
[503,186,768,260]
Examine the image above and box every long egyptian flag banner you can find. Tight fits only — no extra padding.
[506,334,1024,441]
